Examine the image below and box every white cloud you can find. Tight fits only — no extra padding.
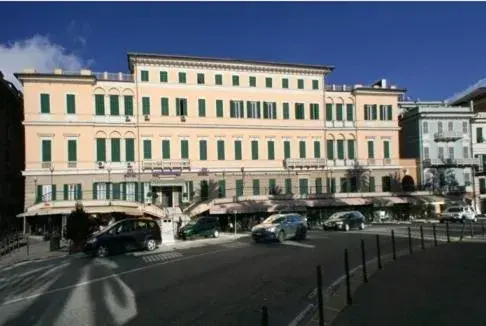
[0,35,90,90]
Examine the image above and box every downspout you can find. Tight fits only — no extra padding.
[133,59,142,205]
[470,100,478,212]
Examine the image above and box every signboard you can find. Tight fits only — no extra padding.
[152,170,182,177]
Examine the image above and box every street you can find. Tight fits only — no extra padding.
[0,222,482,326]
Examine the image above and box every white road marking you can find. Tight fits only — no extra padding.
[288,303,315,326]
[282,241,315,249]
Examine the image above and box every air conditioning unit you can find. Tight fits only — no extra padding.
[144,114,150,121]
[97,161,105,169]
[180,115,186,122]
[125,115,131,122]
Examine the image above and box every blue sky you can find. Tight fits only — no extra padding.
[0,1,485,100]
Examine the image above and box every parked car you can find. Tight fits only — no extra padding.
[323,211,366,231]
[439,206,477,223]
[178,216,220,240]
[251,213,307,243]
[84,218,161,257]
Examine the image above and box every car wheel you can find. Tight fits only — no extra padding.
[277,231,285,243]
[146,239,157,251]
[359,222,365,230]
[97,245,108,258]
[213,230,219,238]
[299,228,307,240]
[344,224,350,232]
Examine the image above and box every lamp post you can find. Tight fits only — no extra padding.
[107,167,112,204]
[240,167,245,197]
[233,209,237,237]
[49,166,54,200]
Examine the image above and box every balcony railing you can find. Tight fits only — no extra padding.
[93,72,134,82]
[433,131,463,142]
[285,158,327,169]
[142,159,191,170]
[325,120,356,128]
[285,158,398,169]
[423,158,480,167]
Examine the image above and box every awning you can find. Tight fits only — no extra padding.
[18,205,144,218]
[17,207,73,218]
[370,196,408,207]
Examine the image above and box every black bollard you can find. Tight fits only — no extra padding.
[408,227,413,254]
[344,248,352,305]
[433,224,437,247]
[261,306,269,326]
[361,239,368,283]
[316,265,324,326]
[391,230,396,261]
[376,234,382,270]
[420,225,425,250]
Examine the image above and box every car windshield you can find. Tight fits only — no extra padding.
[262,215,287,224]
[328,212,349,221]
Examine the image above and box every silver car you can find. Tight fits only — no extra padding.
[251,213,307,243]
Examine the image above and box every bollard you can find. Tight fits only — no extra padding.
[470,221,474,238]
[408,227,413,254]
[446,222,450,243]
[391,230,396,261]
[420,225,425,250]
[482,220,485,237]
[344,248,352,305]
[261,306,269,326]
[316,265,324,326]
[376,234,382,270]
[361,239,368,283]
[433,224,437,247]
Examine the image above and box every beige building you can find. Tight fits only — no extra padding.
[16,53,421,225]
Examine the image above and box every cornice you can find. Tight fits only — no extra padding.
[15,74,96,85]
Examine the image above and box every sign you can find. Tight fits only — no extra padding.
[152,170,181,177]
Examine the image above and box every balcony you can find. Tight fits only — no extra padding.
[423,158,480,168]
[142,159,191,171]
[355,158,399,167]
[327,159,356,167]
[285,158,327,169]
[93,72,134,82]
[433,131,463,142]
[325,120,356,128]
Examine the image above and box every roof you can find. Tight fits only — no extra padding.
[127,52,335,72]
[445,78,486,105]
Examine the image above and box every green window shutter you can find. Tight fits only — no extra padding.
[295,103,304,120]
[230,100,236,118]
[299,141,306,158]
[478,128,483,143]
[372,105,378,120]
[299,179,308,195]
[265,77,272,88]
[282,78,289,89]
[298,79,304,89]
[66,94,75,114]
[314,141,321,158]
[112,183,121,200]
[198,99,206,117]
[263,102,269,119]
[63,184,68,200]
[181,140,189,159]
[269,179,276,194]
[109,95,119,116]
[236,179,244,197]
[253,179,260,195]
[40,93,50,113]
[387,105,393,120]
[217,140,225,160]
[312,80,319,90]
[368,140,375,159]
[142,97,150,115]
[327,178,336,194]
[369,177,376,192]
[95,94,105,115]
[143,139,152,159]
[176,98,181,116]
[41,139,52,162]
[215,74,223,85]
[249,76,256,87]
[111,138,121,162]
[141,70,149,82]
[272,102,277,119]
[187,181,194,200]
[134,182,139,202]
[337,140,344,159]
[96,138,106,161]
[124,95,133,115]
[36,185,42,203]
[218,180,226,198]
[251,140,259,160]
[364,105,369,120]
[216,100,224,117]
[347,140,355,159]
[315,178,322,194]
[313,104,320,120]
[234,140,242,160]
[267,141,275,160]
[326,140,334,159]
[162,140,171,159]
[125,138,135,162]
[283,103,290,119]
[67,139,77,162]
[232,75,239,86]
[346,104,354,121]
[336,104,343,121]
[326,104,333,121]
[383,141,390,159]
[178,72,186,84]
[77,184,82,200]
[197,73,205,85]
[199,140,207,160]
[340,178,348,193]
[51,185,57,201]
[284,141,291,159]
[92,182,98,200]
[160,71,168,82]
[161,97,169,116]
[285,179,292,194]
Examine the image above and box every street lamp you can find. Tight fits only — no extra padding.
[240,167,245,197]
[49,166,54,200]
[107,167,112,204]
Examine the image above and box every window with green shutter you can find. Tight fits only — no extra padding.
[143,139,152,159]
[199,140,207,160]
[269,179,276,194]
[125,138,135,162]
[112,183,121,200]
[161,97,169,116]
[336,104,343,121]
[368,140,375,159]
[284,141,291,159]
[295,103,305,120]
[340,178,348,193]
[249,76,256,87]
[283,103,290,119]
[216,100,223,117]
[347,140,355,159]
[218,180,226,198]
[141,70,149,82]
[111,138,121,162]
[299,179,308,195]
[372,105,378,120]
[197,73,205,85]
[477,127,483,143]
[236,179,244,197]
[66,94,75,114]
[142,97,150,115]
[285,179,292,194]
[215,74,223,85]
[124,95,133,116]
[265,77,272,88]
[326,104,333,121]
[110,95,119,116]
[312,80,319,90]
[161,140,170,159]
[96,138,106,162]
[315,178,322,194]
[40,93,50,113]
[67,139,77,162]
[251,140,259,160]
[387,105,393,121]
[369,177,376,192]
[314,141,321,158]
[253,179,260,195]
[298,79,304,89]
[327,178,336,194]
[267,141,275,160]
[217,140,225,160]
[234,140,242,160]
[160,71,168,83]
[337,140,344,159]
[299,141,306,158]
[178,72,186,84]
[282,78,289,89]
[383,140,390,159]
[232,75,239,86]
[346,104,354,121]
[95,94,105,115]
[198,99,206,117]
[181,140,189,159]
[176,98,188,116]
[326,140,334,159]
[310,104,319,120]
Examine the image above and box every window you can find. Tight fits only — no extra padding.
[379,105,393,120]
[383,140,390,159]
[232,75,240,86]
[41,139,51,162]
[282,78,289,89]
[143,139,152,159]
[284,141,291,159]
[423,122,428,134]
[198,99,206,117]
[369,177,376,192]
[218,180,226,198]
[423,147,429,160]
[382,176,392,192]
[251,140,259,160]
[299,141,306,158]
[463,146,469,159]
[477,127,483,143]
[66,94,75,114]
[336,104,343,121]
[337,140,344,160]
[125,138,135,162]
[95,182,107,200]
[176,98,188,116]
[327,178,336,194]
[110,95,119,116]
[141,70,149,82]
[295,103,305,120]
[247,101,261,119]
[462,122,468,133]
[465,172,471,185]
[178,72,186,84]
[217,140,225,160]
[297,79,304,89]
[326,104,333,121]
[142,97,150,115]
[64,184,81,200]
[215,74,223,85]
[124,95,133,116]
[216,100,224,118]
[162,140,170,159]
[268,179,276,194]
[181,139,189,159]
[283,103,290,119]
[310,104,319,120]
[347,140,355,159]
[448,121,453,132]
[285,178,292,194]
[253,179,260,195]
[364,105,377,120]
[367,140,374,159]
[312,80,319,90]
[326,140,334,159]
[160,71,168,83]
[197,73,205,85]
[249,76,256,87]
[199,140,207,160]
[340,178,348,193]
[234,140,242,160]
[263,102,277,119]
[95,95,105,115]
[161,97,169,116]
[95,138,107,162]
[230,100,245,118]
[438,122,443,133]
[438,147,444,159]
[346,104,354,121]
[448,147,454,160]
[267,140,275,160]
[111,138,121,162]
[315,178,323,194]
[299,179,308,195]
[236,179,244,197]
[265,77,272,88]
[314,141,321,158]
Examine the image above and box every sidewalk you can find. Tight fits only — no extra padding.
[331,242,486,326]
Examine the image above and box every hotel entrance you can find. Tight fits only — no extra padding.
[149,181,187,208]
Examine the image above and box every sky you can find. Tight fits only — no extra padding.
[0,1,485,100]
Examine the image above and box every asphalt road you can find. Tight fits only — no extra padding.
[0,222,478,326]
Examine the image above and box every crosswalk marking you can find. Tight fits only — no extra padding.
[141,252,183,264]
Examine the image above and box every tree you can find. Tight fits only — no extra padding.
[345,162,370,192]
[65,202,92,248]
